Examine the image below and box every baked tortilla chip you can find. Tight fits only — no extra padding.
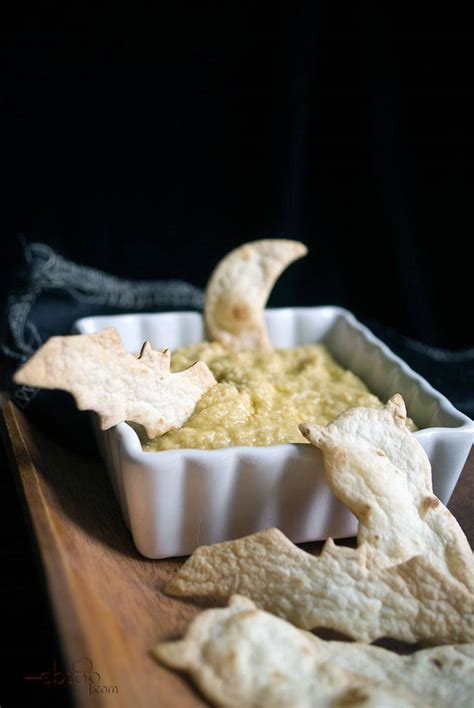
[13,328,216,438]
[300,395,474,592]
[204,239,307,351]
[154,595,421,707]
[317,639,474,707]
[165,528,474,645]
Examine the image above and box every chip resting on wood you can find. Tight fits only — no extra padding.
[13,328,216,438]
[300,394,474,592]
[165,528,474,645]
[204,239,307,351]
[155,595,474,707]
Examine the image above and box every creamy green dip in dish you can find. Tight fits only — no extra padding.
[137,342,414,452]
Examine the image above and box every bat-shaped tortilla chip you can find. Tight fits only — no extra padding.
[13,328,216,438]
[165,527,474,645]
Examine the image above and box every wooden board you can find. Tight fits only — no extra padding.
[1,397,473,707]
[0,399,210,707]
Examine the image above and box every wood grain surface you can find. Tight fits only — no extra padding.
[1,397,473,707]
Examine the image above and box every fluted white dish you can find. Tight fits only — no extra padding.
[73,307,474,558]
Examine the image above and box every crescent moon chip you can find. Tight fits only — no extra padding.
[204,239,308,351]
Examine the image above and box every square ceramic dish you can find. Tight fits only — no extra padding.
[74,307,474,558]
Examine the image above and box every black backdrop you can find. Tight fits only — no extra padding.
[2,1,473,347]
[1,3,474,706]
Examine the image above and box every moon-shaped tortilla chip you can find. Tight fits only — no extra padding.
[204,239,307,351]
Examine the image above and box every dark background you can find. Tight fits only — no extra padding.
[2,2,473,346]
[1,2,473,706]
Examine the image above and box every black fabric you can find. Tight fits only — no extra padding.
[1,2,473,349]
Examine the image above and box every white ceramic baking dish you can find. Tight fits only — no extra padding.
[74,307,474,559]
